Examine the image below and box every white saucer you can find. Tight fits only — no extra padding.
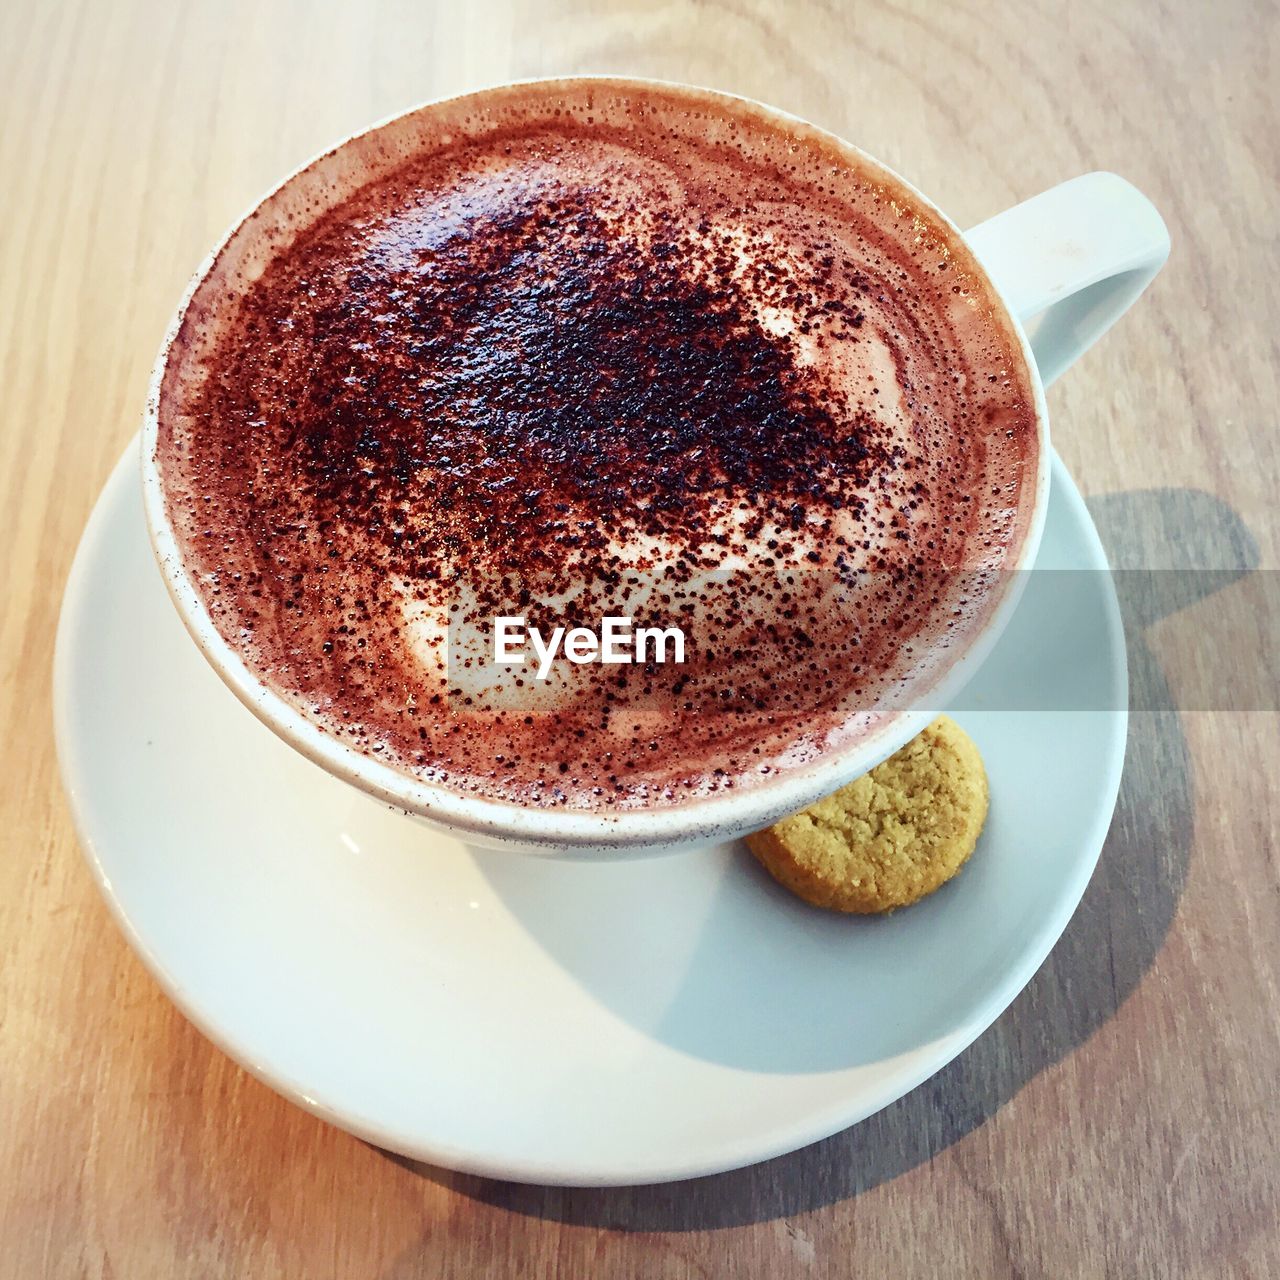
[55,443,1126,1187]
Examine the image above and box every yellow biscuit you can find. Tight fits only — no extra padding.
[745,715,988,913]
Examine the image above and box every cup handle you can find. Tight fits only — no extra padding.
[964,171,1170,387]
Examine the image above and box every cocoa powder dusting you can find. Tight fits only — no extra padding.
[156,85,1038,811]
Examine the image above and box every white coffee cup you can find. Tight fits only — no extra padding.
[140,77,1168,855]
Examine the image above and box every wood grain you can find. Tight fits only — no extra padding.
[2,1,1277,1276]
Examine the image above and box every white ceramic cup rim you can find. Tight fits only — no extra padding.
[139,75,1052,852]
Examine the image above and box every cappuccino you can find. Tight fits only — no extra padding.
[154,81,1038,810]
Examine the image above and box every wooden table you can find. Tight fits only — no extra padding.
[3,1,1277,1275]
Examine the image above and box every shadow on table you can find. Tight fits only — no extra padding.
[395,487,1254,1230]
